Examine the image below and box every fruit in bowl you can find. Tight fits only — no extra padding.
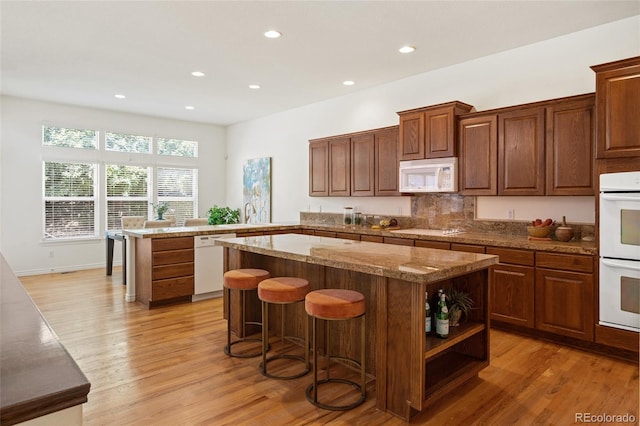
[527,218,556,238]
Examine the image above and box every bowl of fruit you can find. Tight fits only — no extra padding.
[527,218,555,238]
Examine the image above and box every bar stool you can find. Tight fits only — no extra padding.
[257,277,310,380]
[223,268,270,358]
[304,289,366,411]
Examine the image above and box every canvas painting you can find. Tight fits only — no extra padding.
[243,157,271,223]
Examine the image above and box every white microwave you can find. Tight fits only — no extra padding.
[398,157,458,193]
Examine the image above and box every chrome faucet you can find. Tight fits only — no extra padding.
[244,202,256,223]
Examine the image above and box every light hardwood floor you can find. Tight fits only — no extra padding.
[19,268,639,425]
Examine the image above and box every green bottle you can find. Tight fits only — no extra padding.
[435,293,449,339]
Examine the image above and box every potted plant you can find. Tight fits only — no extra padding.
[207,205,241,225]
[150,202,169,220]
[446,287,474,326]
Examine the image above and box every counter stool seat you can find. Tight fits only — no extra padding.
[258,277,310,380]
[305,289,366,411]
[223,268,270,358]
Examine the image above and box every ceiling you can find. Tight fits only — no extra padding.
[2,1,638,126]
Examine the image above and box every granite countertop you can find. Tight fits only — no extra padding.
[215,233,498,283]
[0,254,90,425]
[121,222,597,256]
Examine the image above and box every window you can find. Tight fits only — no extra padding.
[157,167,197,226]
[43,125,97,149]
[106,165,149,230]
[105,132,151,153]
[158,138,197,157]
[43,161,97,239]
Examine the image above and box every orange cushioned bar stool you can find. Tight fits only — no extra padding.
[304,289,366,411]
[223,268,270,358]
[257,277,310,380]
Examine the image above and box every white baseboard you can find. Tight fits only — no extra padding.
[16,262,120,277]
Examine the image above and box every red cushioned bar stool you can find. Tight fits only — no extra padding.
[257,277,310,380]
[304,289,366,411]
[223,268,270,358]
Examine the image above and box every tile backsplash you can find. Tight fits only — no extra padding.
[301,194,594,241]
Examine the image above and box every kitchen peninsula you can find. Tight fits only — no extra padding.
[216,233,498,420]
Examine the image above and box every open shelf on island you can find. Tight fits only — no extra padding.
[424,351,488,405]
[425,321,485,361]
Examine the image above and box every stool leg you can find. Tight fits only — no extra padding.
[312,315,318,404]
[280,304,285,350]
[225,287,232,355]
[325,320,330,381]
[304,309,310,370]
[262,299,268,375]
[361,314,366,399]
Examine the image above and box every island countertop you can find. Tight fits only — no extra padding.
[215,233,498,283]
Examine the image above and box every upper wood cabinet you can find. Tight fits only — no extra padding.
[309,126,401,197]
[459,115,498,195]
[374,127,400,196]
[398,101,474,161]
[498,107,546,196]
[309,140,329,196]
[591,56,640,159]
[545,95,595,195]
[459,93,596,196]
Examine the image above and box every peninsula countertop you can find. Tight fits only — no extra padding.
[215,233,498,283]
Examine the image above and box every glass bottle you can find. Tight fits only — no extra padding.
[425,291,432,335]
[343,207,353,225]
[436,293,449,339]
[354,212,362,226]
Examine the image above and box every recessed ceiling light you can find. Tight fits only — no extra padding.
[343,80,355,86]
[114,94,126,99]
[249,84,261,89]
[185,106,195,110]
[191,71,205,77]
[264,30,282,39]
[399,45,416,54]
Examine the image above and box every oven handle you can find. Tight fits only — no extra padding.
[600,193,640,201]
[602,258,640,271]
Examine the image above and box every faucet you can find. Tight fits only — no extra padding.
[244,202,256,223]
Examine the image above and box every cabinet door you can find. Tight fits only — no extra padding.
[328,137,351,196]
[498,108,545,195]
[398,111,425,160]
[535,268,594,341]
[351,133,375,196]
[425,107,456,158]
[459,115,498,195]
[592,57,640,159]
[309,140,329,196]
[374,127,400,196]
[490,264,534,328]
[546,97,595,195]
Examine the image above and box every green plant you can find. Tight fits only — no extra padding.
[446,287,474,326]
[150,202,169,219]
[207,205,240,225]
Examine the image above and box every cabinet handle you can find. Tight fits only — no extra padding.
[600,193,640,202]
[602,258,640,272]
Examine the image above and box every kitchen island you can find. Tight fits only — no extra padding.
[216,233,498,420]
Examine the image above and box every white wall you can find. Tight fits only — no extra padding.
[0,96,226,274]
[225,16,640,223]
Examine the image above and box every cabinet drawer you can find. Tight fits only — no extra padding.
[153,248,194,266]
[361,235,384,243]
[451,243,485,253]
[315,230,337,238]
[535,252,593,273]
[486,247,534,266]
[336,232,360,241]
[153,237,193,252]
[415,240,451,250]
[152,276,194,300]
[302,229,315,235]
[383,237,414,246]
[152,262,194,280]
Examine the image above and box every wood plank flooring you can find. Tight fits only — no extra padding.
[19,268,639,425]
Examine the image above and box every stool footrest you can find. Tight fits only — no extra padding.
[305,379,366,411]
[259,354,310,380]
[224,338,268,358]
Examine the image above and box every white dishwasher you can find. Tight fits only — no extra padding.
[193,233,235,301]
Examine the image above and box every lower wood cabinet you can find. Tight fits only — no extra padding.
[490,263,535,328]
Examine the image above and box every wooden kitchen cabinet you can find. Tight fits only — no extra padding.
[591,56,640,159]
[398,101,474,161]
[545,95,595,195]
[487,247,535,328]
[534,252,595,341]
[309,139,329,196]
[374,126,401,196]
[329,136,351,196]
[459,114,498,195]
[135,236,194,308]
[351,133,375,196]
[498,107,546,195]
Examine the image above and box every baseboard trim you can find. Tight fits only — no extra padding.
[15,262,117,277]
